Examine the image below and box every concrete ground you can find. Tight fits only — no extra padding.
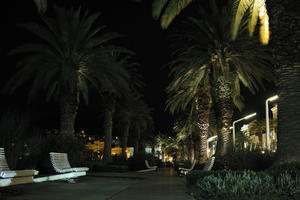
[1,168,193,200]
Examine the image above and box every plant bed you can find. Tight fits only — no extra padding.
[187,170,300,200]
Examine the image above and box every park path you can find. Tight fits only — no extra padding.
[2,168,193,200]
[107,168,193,200]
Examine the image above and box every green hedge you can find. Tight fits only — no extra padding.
[267,162,300,179]
[186,170,246,187]
[188,170,300,200]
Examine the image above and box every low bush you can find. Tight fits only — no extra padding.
[192,172,274,200]
[267,162,300,179]
[37,132,89,173]
[213,149,275,171]
[188,171,300,200]
[186,170,246,187]
[128,153,157,171]
[0,110,43,170]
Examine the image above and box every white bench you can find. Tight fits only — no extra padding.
[137,160,158,172]
[47,152,88,182]
[0,148,39,187]
[179,156,215,176]
[179,160,196,176]
[202,156,215,171]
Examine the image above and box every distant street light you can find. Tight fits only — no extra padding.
[265,95,279,150]
[232,113,257,147]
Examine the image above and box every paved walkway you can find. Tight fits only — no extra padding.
[1,168,193,200]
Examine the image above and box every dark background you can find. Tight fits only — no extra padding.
[0,0,276,136]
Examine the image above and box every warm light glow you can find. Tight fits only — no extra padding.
[244,113,256,120]
[240,124,248,132]
[207,136,218,143]
[267,95,279,102]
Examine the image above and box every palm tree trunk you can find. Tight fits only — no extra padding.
[103,96,116,163]
[139,139,146,154]
[196,90,211,164]
[214,77,233,157]
[192,133,200,162]
[269,0,300,163]
[133,133,140,155]
[60,91,79,136]
[121,119,130,160]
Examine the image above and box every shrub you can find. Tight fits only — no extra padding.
[267,162,300,179]
[274,172,300,199]
[214,149,275,171]
[37,132,89,173]
[192,172,275,200]
[186,170,246,187]
[188,170,300,200]
[0,110,43,169]
[128,152,157,171]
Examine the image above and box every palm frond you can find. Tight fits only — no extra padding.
[232,0,253,40]
[33,0,47,14]
[160,0,193,29]
[152,0,169,19]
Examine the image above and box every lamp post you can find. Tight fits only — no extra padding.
[232,113,257,147]
[265,95,279,150]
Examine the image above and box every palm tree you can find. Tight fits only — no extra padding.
[167,1,274,158]
[3,6,128,137]
[172,114,202,163]
[167,85,211,164]
[33,0,47,14]
[131,102,153,156]
[152,0,269,44]
[101,55,139,163]
[116,94,152,160]
[268,0,300,163]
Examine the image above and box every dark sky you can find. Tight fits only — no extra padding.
[0,0,276,136]
[1,0,173,135]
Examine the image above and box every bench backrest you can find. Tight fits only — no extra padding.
[145,160,150,168]
[49,152,71,172]
[203,156,215,171]
[0,148,10,171]
[189,160,197,170]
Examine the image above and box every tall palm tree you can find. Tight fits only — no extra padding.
[131,102,153,155]
[167,1,274,158]
[116,94,152,159]
[101,55,139,163]
[167,83,211,164]
[152,0,269,44]
[3,6,128,137]
[268,0,300,164]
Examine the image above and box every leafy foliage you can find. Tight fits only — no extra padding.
[4,6,131,104]
[215,149,275,171]
[192,172,274,200]
[267,162,300,179]
[188,170,300,200]
[128,152,157,171]
[152,0,270,44]
[0,110,42,169]
[167,0,274,112]
[232,0,270,44]
[37,131,89,173]
[152,0,193,28]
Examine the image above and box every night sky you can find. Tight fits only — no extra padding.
[1,0,276,136]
